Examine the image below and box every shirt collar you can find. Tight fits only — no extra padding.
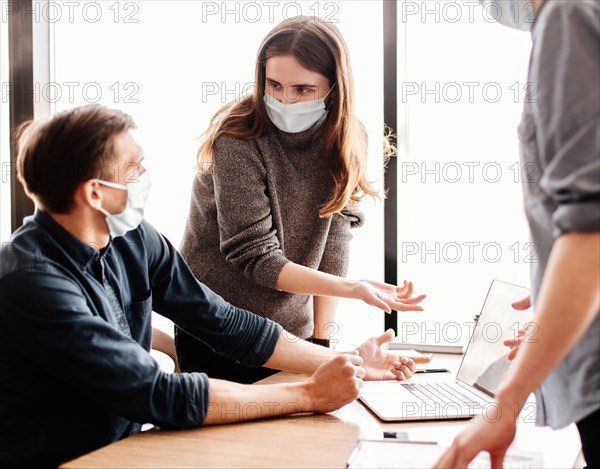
[32,209,110,269]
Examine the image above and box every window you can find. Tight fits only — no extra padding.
[1,1,10,242]
[4,1,535,349]
[395,1,533,344]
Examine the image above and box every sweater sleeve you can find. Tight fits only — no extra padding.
[318,208,365,277]
[211,135,290,288]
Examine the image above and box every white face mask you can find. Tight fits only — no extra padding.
[263,86,335,133]
[95,170,151,238]
[479,0,537,31]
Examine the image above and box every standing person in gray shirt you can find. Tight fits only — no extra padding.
[177,16,427,383]
[436,1,599,467]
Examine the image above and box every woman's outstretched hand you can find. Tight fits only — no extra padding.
[352,280,425,313]
[353,329,432,380]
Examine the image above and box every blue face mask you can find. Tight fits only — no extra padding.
[263,85,335,133]
[479,0,538,31]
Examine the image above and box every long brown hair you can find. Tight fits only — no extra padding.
[197,16,385,217]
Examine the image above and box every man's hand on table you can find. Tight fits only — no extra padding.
[301,352,365,413]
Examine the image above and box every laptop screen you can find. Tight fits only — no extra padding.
[456,280,532,397]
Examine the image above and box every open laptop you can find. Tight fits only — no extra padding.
[359,280,531,421]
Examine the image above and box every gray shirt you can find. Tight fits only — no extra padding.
[180,121,364,339]
[519,0,600,428]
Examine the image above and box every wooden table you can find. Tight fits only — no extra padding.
[62,354,583,468]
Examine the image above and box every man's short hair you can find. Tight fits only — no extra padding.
[16,104,135,213]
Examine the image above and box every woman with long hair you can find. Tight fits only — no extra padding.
[176,16,425,383]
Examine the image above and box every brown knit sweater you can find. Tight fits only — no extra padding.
[179,122,364,339]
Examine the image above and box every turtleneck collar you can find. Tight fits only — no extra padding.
[272,114,327,150]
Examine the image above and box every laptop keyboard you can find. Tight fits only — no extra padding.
[401,382,483,408]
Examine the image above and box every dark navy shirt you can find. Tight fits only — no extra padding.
[0,210,282,467]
